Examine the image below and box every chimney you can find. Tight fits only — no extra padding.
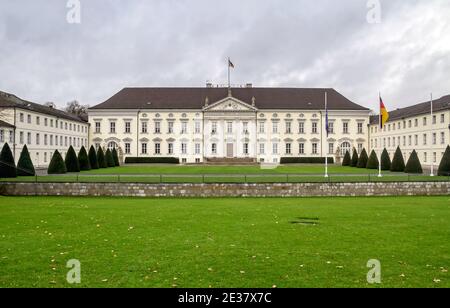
[206,82,213,88]
[246,83,253,88]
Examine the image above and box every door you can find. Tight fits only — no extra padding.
[227,143,234,158]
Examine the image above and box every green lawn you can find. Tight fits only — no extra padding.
[0,196,448,288]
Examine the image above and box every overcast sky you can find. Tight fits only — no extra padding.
[0,0,449,111]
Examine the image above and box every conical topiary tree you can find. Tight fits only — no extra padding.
[78,146,91,171]
[391,146,406,172]
[97,147,107,168]
[48,150,67,174]
[112,148,120,167]
[366,150,379,169]
[65,146,80,172]
[438,146,450,176]
[88,146,99,170]
[381,148,391,171]
[105,149,115,167]
[0,143,17,178]
[405,150,423,174]
[342,151,351,166]
[17,145,35,176]
[357,148,369,168]
[351,148,359,167]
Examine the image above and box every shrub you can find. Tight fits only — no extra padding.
[17,145,35,176]
[405,150,423,174]
[106,149,115,167]
[357,149,368,168]
[97,147,107,168]
[0,143,17,178]
[65,146,80,172]
[124,157,180,164]
[78,146,91,171]
[88,146,99,169]
[112,148,120,166]
[342,151,351,166]
[366,150,379,169]
[280,157,334,164]
[391,146,406,172]
[351,149,359,167]
[381,148,391,171]
[438,146,450,176]
[48,150,67,174]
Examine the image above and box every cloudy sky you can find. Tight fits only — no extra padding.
[0,0,449,111]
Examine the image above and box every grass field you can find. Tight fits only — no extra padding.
[0,196,448,288]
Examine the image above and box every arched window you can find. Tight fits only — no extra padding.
[340,142,352,156]
[108,142,118,151]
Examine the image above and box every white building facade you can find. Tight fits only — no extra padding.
[0,91,89,168]
[369,95,450,168]
[88,87,371,164]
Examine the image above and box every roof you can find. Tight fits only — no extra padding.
[370,94,450,125]
[0,120,15,128]
[90,87,369,111]
[0,91,87,123]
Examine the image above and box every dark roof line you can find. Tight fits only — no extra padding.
[0,91,87,123]
[90,87,370,111]
[370,94,450,124]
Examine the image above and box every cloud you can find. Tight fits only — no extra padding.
[0,0,449,111]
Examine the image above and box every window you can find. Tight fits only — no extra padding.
[95,143,100,150]
[181,122,188,134]
[168,143,174,154]
[141,122,148,133]
[343,122,349,134]
[441,132,445,144]
[181,143,187,154]
[299,143,305,155]
[402,136,406,146]
[432,115,437,124]
[141,143,147,154]
[272,122,278,134]
[340,142,351,156]
[212,143,217,155]
[272,143,278,155]
[195,158,201,164]
[259,122,265,134]
[20,113,24,122]
[9,130,13,143]
[108,142,117,151]
[408,135,412,146]
[244,143,249,155]
[432,133,437,145]
[328,122,334,134]
[125,122,131,133]
[65,122,68,130]
[285,143,291,155]
[423,134,427,145]
[329,143,334,155]
[65,137,68,147]
[415,119,418,127]
[212,122,217,134]
[36,117,40,125]
[357,123,363,134]
[44,118,48,126]
[154,122,161,134]
[408,120,412,128]
[243,122,249,134]
[312,143,318,155]
[424,152,427,163]
[286,122,292,134]
[227,122,233,134]
[259,143,265,155]
[312,122,318,134]
[125,143,131,154]
[195,143,201,155]
[155,143,161,154]
[55,135,58,146]
[0,130,4,142]
[110,122,116,134]
[44,152,47,163]
[195,122,201,134]
[415,135,418,146]
[299,122,305,134]
[50,135,54,146]
[27,132,31,145]
[27,115,31,124]
[358,143,363,154]
[423,117,427,126]
[50,119,54,127]
[168,122,174,134]
[433,152,437,163]
[19,132,24,144]
[441,114,445,123]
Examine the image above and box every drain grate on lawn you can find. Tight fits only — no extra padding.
[290,217,320,226]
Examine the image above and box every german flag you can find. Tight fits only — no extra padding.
[380,96,389,129]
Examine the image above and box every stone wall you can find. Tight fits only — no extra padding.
[0,182,449,197]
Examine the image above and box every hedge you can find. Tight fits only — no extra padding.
[48,150,67,174]
[65,146,80,172]
[0,143,17,178]
[405,150,423,174]
[366,150,379,169]
[124,157,180,164]
[438,145,450,176]
[112,148,120,166]
[351,149,359,167]
[88,146,99,170]
[97,147,107,168]
[78,146,91,171]
[391,146,406,172]
[105,149,115,167]
[17,145,35,176]
[357,149,368,168]
[280,157,335,164]
[381,148,392,171]
[342,151,351,166]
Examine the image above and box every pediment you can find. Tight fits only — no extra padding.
[204,97,257,112]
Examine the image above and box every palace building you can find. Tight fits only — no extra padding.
[88,86,371,164]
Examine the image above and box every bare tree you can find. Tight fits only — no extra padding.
[65,100,89,119]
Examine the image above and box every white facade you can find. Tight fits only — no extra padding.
[89,95,370,164]
[0,107,89,168]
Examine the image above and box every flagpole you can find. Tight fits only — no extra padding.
[228,57,231,89]
[378,92,383,178]
[430,93,435,177]
[324,91,329,178]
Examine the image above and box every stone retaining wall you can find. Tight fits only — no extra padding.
[0,182,449,197]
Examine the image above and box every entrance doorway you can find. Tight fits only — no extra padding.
[226,143,234,158]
